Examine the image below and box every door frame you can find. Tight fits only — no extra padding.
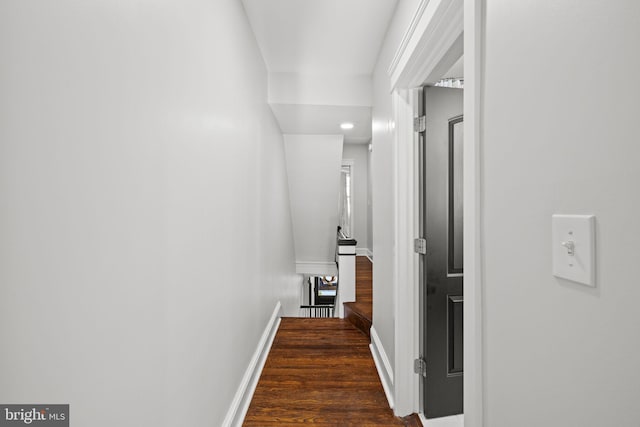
[387,0,484,425]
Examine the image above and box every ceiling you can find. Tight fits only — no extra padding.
[242,0,398,144]
[271,104,372,144]
[242,0,398,75]
[445,56,464,79]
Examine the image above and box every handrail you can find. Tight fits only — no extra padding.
[337,226,357,246]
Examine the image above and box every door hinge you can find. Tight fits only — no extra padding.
[414,358,427,377]
[414,238,426,255]
[413,115,426,132]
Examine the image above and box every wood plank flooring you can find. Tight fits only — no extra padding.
[344,256,373,337]
[243,317,405,426]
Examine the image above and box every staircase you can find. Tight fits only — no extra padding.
[290,254,424,426]
[344,256,373,339]
[295,227,372,337]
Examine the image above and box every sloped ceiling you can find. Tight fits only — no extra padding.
[242,0,398,74]
[242,0,398,144]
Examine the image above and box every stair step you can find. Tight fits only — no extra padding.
[344,302,372,340]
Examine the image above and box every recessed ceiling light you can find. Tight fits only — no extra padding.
[340,122,354,130]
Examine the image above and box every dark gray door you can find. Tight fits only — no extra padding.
[419,86,464,418]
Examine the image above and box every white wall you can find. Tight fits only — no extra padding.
[0,1,300,426]
[342,144,371,253]
[284,134,344,274]
[371,0,421,381]
[481,1,640,426]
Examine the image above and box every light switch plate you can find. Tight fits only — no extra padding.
[552,214,596,286]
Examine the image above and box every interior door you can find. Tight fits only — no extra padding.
[419,85,464,418]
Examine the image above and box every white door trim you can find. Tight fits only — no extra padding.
[388,0,464,91]
[386,0,483,425]
[392,88,420,416]
[462,1,484,426]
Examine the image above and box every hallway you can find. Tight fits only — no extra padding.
[243,256,413,425]
[3,2,640,426]
[243,318,404,426]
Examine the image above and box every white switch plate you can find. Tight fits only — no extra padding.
[552,214,596,286]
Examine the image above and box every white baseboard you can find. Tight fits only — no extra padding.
[355,248,373,261]
[370,326,395,409]
[222,301,282,427]
[295,261,337,276]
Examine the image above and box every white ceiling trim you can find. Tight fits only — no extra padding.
[387,0,464,90]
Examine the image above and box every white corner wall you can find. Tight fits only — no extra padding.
[481,1,640,426]
[284,134,344,275]
[342,144,371,253]
[0,1,300,426]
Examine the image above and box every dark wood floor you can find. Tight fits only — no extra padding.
[344,256,373,338]
[244,317,405,426]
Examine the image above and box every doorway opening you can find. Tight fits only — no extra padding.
[377,0,482,424]
[417,82,464,420]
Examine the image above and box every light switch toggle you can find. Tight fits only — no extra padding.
[552,214,596,287]
[561,240,575,255]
